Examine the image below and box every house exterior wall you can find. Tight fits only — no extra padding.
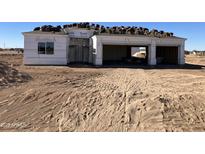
[66,29,95,38]
[23,33,68,65]
[91,35,186,65]
[23,31,185,66]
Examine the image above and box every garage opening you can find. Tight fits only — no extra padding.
[103,45,148,65]
[156,46,178,65]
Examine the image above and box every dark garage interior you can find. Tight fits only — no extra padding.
[156,46,178,65]
[103,45,148,65]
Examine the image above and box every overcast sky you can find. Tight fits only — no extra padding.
[0,22,204,51]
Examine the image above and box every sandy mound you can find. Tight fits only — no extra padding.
[0,62,31,88]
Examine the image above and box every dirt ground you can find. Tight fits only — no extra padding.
[0,53,205,132]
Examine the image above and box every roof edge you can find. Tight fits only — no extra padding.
[22,31,67,36]
[94,34,187,40]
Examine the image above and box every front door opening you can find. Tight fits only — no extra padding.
[68,38,90,64]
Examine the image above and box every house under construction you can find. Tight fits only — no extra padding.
[22,23,186,66]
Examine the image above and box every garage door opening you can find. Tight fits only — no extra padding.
[103,45,148,65]
[156,46,178,65]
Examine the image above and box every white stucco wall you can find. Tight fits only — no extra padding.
[23,31,185,66]
[92,35,186,65]
[65,29,95,38]
[23,33,68,65]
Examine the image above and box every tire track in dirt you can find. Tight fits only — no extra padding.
[1,63,205,131]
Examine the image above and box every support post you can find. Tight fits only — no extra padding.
[148,42,156,65]
[89,38,93,64]
[95,41,103,66]
[178,42,185,65]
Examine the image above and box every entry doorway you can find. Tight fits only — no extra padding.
[69,45,89,63]
[68,38,90,64]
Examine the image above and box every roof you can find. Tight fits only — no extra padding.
[22,31,66,35]
[22,29,187,40]
[95,33,187,40]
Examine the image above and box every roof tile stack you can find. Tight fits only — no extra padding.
[33,22,174,38]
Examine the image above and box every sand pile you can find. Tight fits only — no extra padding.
[0,62,31,88]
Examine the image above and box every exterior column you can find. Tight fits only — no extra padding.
[95,41,103,65]
[178,42,185,65]
[88,38,93,64]
[67,37,70,64]
[148,42,156,65]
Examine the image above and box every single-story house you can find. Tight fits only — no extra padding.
[22,23,186,66]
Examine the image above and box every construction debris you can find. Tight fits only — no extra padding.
[33,22,174,38]
[33,25,62,32]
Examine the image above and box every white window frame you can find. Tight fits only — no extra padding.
[38,42,54,55]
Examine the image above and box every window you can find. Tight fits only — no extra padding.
[46,42,54,54]
[38,42,54,54]
[38,42,46,54]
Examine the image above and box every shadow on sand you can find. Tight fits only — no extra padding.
[68,63,205,70]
